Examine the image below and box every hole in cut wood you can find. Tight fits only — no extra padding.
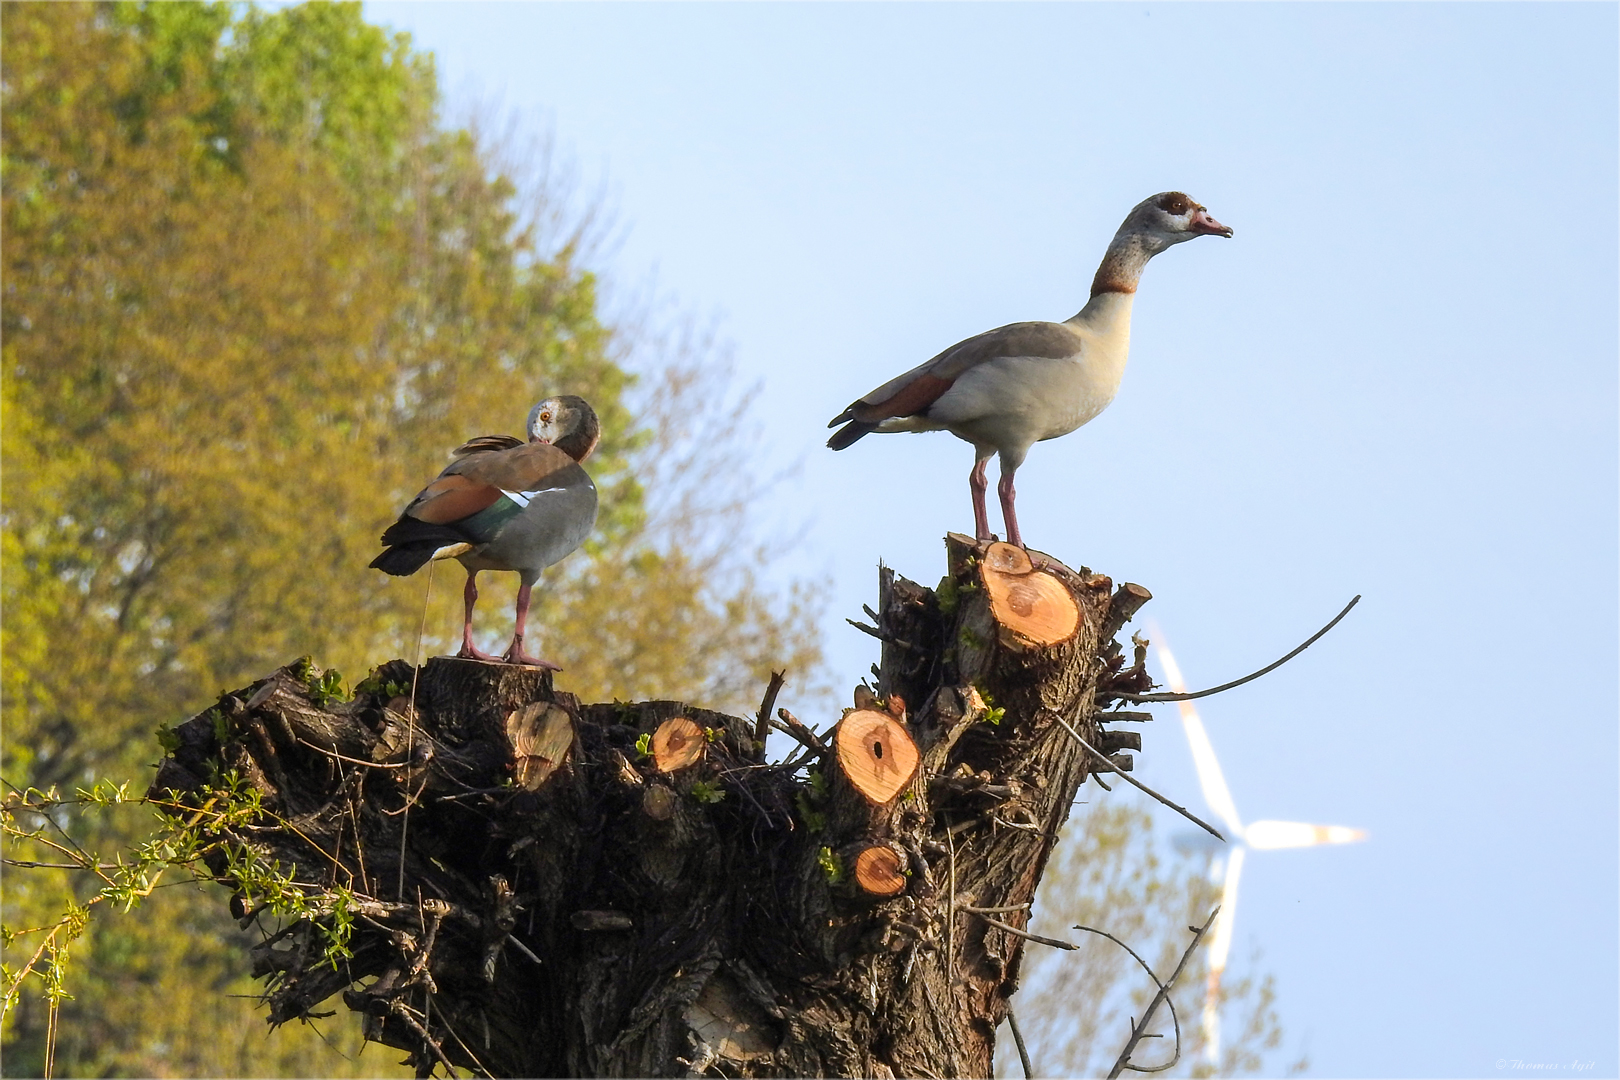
[852,843,908,897]
[652,717,706,773]
[980,545,1080,646]
[506,702,574,790]
[834,709,919,805]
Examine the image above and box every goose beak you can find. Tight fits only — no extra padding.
[1191,209,1233,238]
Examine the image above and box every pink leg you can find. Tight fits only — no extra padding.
[456,571,503,662]
[998,468,1023,548]
[970,458,993,541]
[502,581,563,670]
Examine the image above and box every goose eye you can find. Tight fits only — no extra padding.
[540,412,552,423]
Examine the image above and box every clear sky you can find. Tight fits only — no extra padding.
[366,4,1618,1076]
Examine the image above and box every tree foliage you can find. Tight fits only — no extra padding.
[2,6,1291,1078]
[2,3,822,1074]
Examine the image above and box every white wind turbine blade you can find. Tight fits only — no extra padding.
[1202,845,1246,1065]
[1244,820,1369,850]
[1155,639,1245,839]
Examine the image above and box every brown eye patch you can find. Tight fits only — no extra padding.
[1156,192,1193,215]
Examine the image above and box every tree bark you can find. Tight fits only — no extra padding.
[149,537,1155,1078]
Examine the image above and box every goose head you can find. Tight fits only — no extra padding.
[1120,191,1233,254]
[528,395,601,462]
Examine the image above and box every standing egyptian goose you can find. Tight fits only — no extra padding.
[370,396,600,669]
[827,192,1232,547]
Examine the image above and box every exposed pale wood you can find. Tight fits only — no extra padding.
[651,716,706,773]
[980,542,1081,647]
[982,540,1033,576]
[849,842,909,897]
[684,971,779,1061]
[834,708,920,805]
[505,702,574,790]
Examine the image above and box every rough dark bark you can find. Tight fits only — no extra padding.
[149,537,1156,1078]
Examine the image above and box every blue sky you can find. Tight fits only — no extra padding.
[366,4,1618,1076]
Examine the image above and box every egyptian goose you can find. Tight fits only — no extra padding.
[827,191,1232,547]
[370,396,600,669]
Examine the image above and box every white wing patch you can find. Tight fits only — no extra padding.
[502,489,541,508]
[430,542,474,561]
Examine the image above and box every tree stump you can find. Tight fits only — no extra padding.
[149,538,1157,1078]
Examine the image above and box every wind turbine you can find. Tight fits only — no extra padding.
[1153,633,1367,1069]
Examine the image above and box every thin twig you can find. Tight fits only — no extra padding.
[946,823,958,982]
[752,670,786,760]
[774,708,828,755]
[347,765,372,896]
[957,902,1030,915]
[973,914,1080,951]
[960,901,1186,1066]
[1006,1005,1034,1079]
[504,934,543,966]
[1106,906,1220,1079]
[389,999,458,1078]
[296,740,410,769]
[1111,596,1360,703]
[1069,921,1184,1066]
[432,1004,493,1079]
[1050,714,1225,842]
[400,562,435,900]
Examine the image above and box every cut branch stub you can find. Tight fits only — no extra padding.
[506,702,574,790]
[651,717,706,773]
[849,841,909,898]
[834,708,920,805]
[980,541,1080,646]
[642,783,677,821]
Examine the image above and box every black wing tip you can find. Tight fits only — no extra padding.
[369,545,436,577]
[827,409,853,429]
[826,421,875,451]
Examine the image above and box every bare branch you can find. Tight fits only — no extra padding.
[1049,714,1225,842]
[772,708,828,756]
[752,670,786,760]
[1106,906,1220,1079]
[971,913,1082,952]
[389,999,459,1078]
[1110,596,1360,703]
[1006,1005,1034,1079]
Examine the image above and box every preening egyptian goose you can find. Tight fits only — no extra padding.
[827,192,1232,547]
[371,396,600,669]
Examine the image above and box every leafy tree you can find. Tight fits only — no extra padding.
[2,3,822,1074]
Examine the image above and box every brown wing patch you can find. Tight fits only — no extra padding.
[449,441,582,493]
[451,434,524,458]
[408,474,503,524]
[851,374,954,423]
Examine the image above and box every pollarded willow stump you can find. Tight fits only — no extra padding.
[149,536,1158,1078]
